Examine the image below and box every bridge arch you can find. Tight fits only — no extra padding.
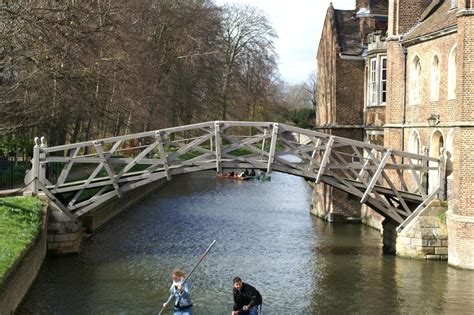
[25,121,444,229]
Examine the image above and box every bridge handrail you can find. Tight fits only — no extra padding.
[41,121,440,164]
[29,120,443,224]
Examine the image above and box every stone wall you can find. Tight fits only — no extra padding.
[396,199,448,260]
[0,203,48,313]
[361,205,384,230]
[47,176,168,255]
[47,203,84,254]
[83,177,167,232]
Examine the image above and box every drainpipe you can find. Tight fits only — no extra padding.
[401,43,407,154]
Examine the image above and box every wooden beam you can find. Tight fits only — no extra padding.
[361,149,391,204]
[214,122,222,173]
[316,136,335,184]
[94,141,122,198]
[156,131,171,180]
[267,123,279,174]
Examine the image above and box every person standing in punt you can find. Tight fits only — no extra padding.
[162,270,193,315]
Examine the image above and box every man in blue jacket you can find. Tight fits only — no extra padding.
[232,277,262,315]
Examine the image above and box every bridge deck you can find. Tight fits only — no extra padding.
[27,121,445,229]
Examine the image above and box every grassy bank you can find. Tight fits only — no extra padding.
[0,197,43,282]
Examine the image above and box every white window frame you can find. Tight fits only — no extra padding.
[369,57,377,106]
[379,56,387,105]
[367,55,387,107]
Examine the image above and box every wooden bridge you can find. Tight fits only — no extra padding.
[26,121,445,231]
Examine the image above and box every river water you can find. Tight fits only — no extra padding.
[20,171,474,314]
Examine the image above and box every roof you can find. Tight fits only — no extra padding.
[403,0,457,42]
[334,9,364,56]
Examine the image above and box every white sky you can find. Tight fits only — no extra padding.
[215,0,355,85]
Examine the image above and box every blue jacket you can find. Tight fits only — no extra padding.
[166,281,193,308]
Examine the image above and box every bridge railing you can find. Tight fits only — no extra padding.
[26,121,444,223]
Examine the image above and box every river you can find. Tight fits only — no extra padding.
[20,171,474,314]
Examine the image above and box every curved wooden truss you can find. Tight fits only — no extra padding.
[27,121,444,227]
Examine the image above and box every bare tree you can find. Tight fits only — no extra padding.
[0,0,287,155]
[217,4,277,120]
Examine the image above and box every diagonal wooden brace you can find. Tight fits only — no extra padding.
[361,149,391,204]
[156,131,171,180]
[94,141,122,198]
[266,123,279,174]
[316,136,335,184]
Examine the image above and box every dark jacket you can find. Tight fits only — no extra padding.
[233,282,262,311]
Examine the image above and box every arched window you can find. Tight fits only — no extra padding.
[430,55,440,101]
[409,130,421,154]
[448,47,457,100]
[408,130,421,165]
[410,56,421,104]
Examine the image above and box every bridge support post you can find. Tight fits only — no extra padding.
[31,137,41,195]
[47,201,84,255]
[266,123,278,174]
[214,122,222,174]
[156,131,171,180]
[382,218,398,254]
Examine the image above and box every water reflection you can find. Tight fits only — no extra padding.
[19,171,474,314]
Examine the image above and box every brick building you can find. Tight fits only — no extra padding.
[386,0,474,269]
[314,0,388,223]
[316,0,474,269]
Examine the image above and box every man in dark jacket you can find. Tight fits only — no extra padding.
[232,277,262,315]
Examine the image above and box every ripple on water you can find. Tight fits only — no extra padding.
[18,171,474,314]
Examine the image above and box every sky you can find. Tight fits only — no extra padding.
[215,0,355,85]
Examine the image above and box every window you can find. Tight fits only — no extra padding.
[430,55,440,101]
[410,56,421,105]
[367,55,387,106]
[451,0,457,8]
[380,57,387,104]
[369,58,377,105]
[409,130,421,165]
[448,47,456,100]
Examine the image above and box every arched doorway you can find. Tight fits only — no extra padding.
[429,130,444,194]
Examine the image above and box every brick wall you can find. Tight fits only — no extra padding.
[452,12,474,218]
[448,11,474,271]
[386,40,405,124]
[405,35,457,124]
[392,0,432,35]
[316,6,338,126]
[336,59,365,125]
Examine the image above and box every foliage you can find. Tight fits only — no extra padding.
[0,0,288,155]
[0,197,43,282]
[285,108,316,129]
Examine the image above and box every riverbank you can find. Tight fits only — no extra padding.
[0,196,46,313]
